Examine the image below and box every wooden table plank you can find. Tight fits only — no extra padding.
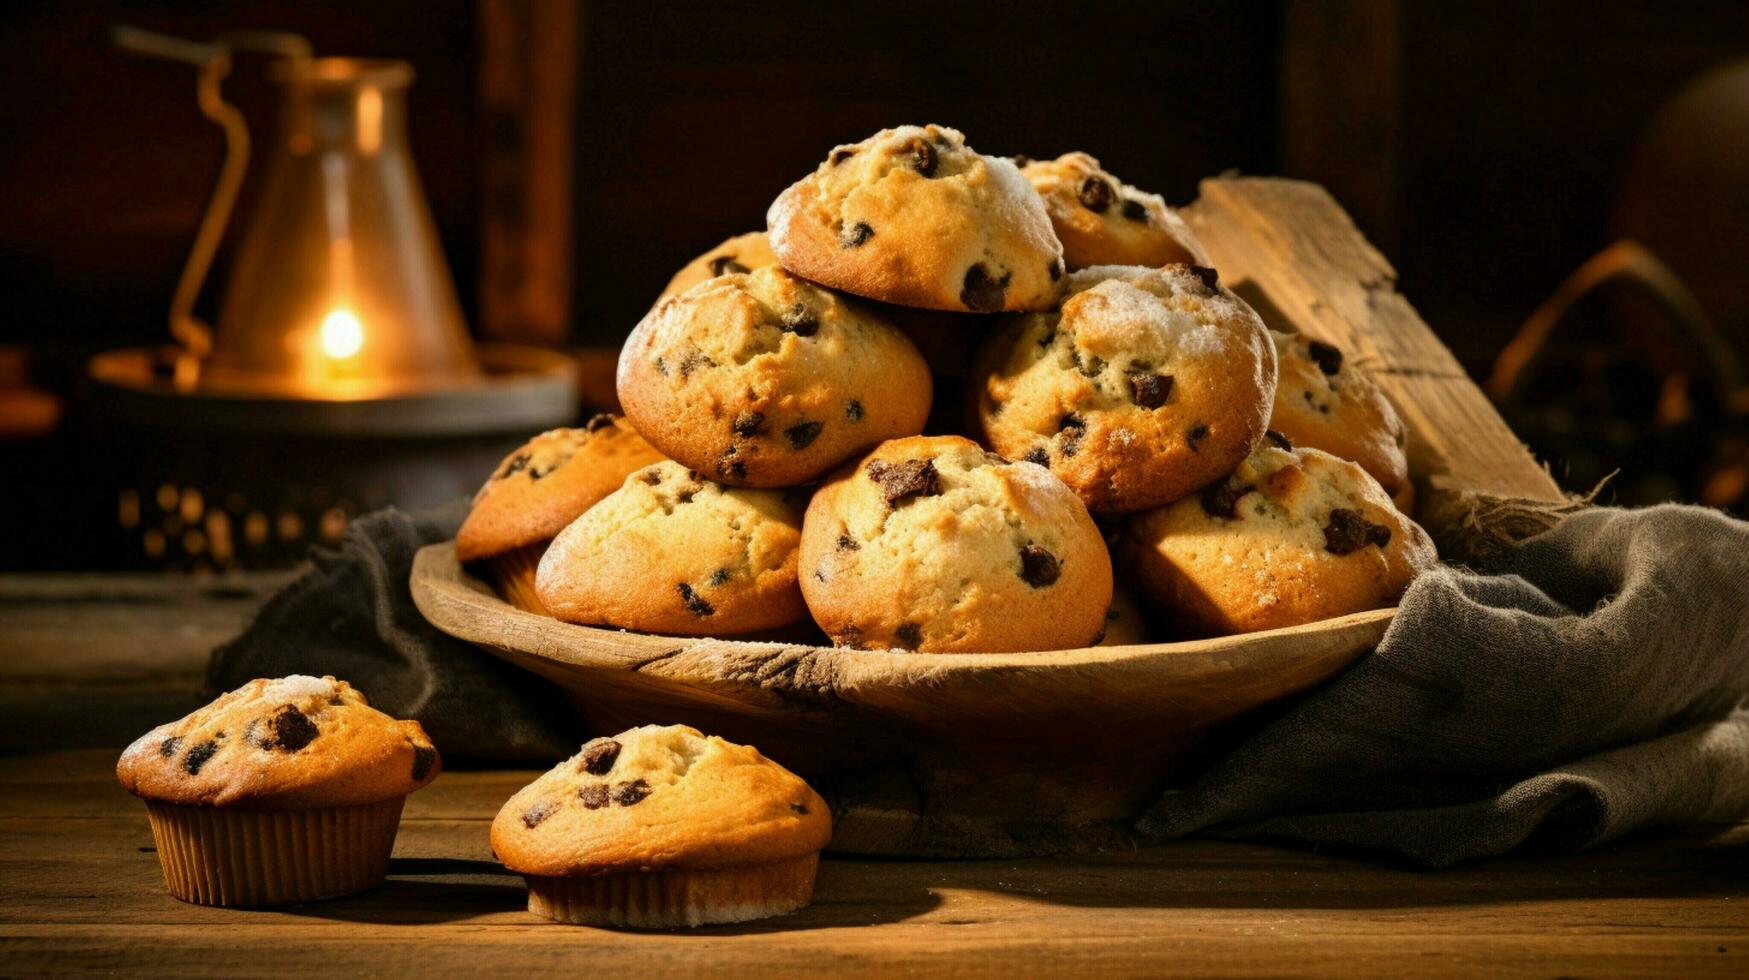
[2,750,1744,977]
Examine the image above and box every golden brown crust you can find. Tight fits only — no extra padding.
[535,461,807,636]
[455,417,667,562]
[1020,152,1210,270]
[115,676,439,810]
[799,435,1112,653]
[1267,330,1410,499]
[618,265,932,488]
[490,725,831,877]
[657,231,780,303]
[767,124,1064,313]
[1122,446,1437,636]
[970,264,1277,514]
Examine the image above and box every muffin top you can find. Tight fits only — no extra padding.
[1020,152,1209,270]
[1267,330,1410,500]
[767,124,1064,313]
[116,675,440,810]
[490,724,831,876]
[456,415,667,562]
[657,230,780,302]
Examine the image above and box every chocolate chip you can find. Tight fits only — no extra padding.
[1023,447,1049,466]
[1039,328,1057,348]
[732,410,766,436]
[584,413,615,432]
[814,567,828,583]
[830,148,856,166]
[679,351,714,378]
[1078,175,1115,212]
[612,779,652,806]
[708,567,731,586]
[266,705,319,753]
[837,533,860,551]
[497,453,532,479]
[579,738,621,776]
[961,263,1011,313]
[1060,412,1086,432]
[1060,429,1083,458]
[867,458,942,505]
[841,222,874,248]
[677,583,715,617]
[1011,154,1032,168]
[1187,423,1209,450]
[1200,479,1255,519]
[791,802,811,815]
[675,485,699,503]
[1188,265,1220,290]
[1048,257,1064,281]
[639,469,662,485]
[1121,198,1150,223]
[183,740,218,776]
[1076,351,1107,378]
[1128,372,1173,408]
[780,304,819,337]
[708,255,749,277]
[1265,429,1293,450]
[654,356,668,377]
[577,785,610,810]
[158,735,182,758]
[845,399,864,421]
[1323,508,1392,555]
[1307,339,1344,375]
[1018,544,1061,587]
[785,421,823,449]
[718,456,747,481]
[894,623,922,649]
[411,745,437,781]
[909,138,938,177]
[523,801,556,827]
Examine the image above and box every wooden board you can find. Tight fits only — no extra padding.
[3,749,1744,977]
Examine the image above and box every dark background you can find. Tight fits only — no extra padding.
[2,0,1746,569]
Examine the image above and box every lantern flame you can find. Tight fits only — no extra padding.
[319,308,364,359]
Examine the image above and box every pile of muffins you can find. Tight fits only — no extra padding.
[457,124,1437,652]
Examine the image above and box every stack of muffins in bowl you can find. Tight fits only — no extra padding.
[458,124,1436,651]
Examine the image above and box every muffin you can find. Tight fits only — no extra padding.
[535,460,808,636]
[618,264,932,487]
[657,230,780,302]
[970,263,1278,514]
[767,124,1065,313]
[1122,441,1437,637]
[115,675,440,907]
[800,434,1112,652]
[1019,152,1210,270]
[456,415,666,613]
[491,724,831,928]
[1267,330,1413,509]
[1096,580,1151,646]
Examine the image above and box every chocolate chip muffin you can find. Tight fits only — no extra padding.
[115,675,440,907]
[491,724,831,927]
[618,265,932,488]
[656,230,779,302]
[970,264,1278,514]
[535,460,807,636]
[1122,441,1437,637]
[1020,152,1210,270]
[800,434,1112,652]
[1268,330,1413,509]
[456,416,667,613]
[767,124,1064,313]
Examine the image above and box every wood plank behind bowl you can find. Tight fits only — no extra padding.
[1183,177,1566,507]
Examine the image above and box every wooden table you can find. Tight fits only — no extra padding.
[4,577,1748,977]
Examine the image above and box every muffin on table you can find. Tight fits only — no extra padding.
[767,124,1064,313]
[115,675,439,907]
[1122,439,1436,637]
[536,460,808,637]
[970,263,1278,514]
[800,434,1112,653]
[656,230,779,302]
[618,264,932,487]
[456,415,666,613]
[1267,330,1414,511]
[1019,152,1210,270]
[491,724,831,928]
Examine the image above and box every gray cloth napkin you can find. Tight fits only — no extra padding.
[1137,504,1749,866]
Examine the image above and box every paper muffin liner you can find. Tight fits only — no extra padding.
[485,541,551,615]
[523,853,819,928]
[142,796,405,907]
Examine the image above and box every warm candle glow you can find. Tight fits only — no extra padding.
[320,308,365,359]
